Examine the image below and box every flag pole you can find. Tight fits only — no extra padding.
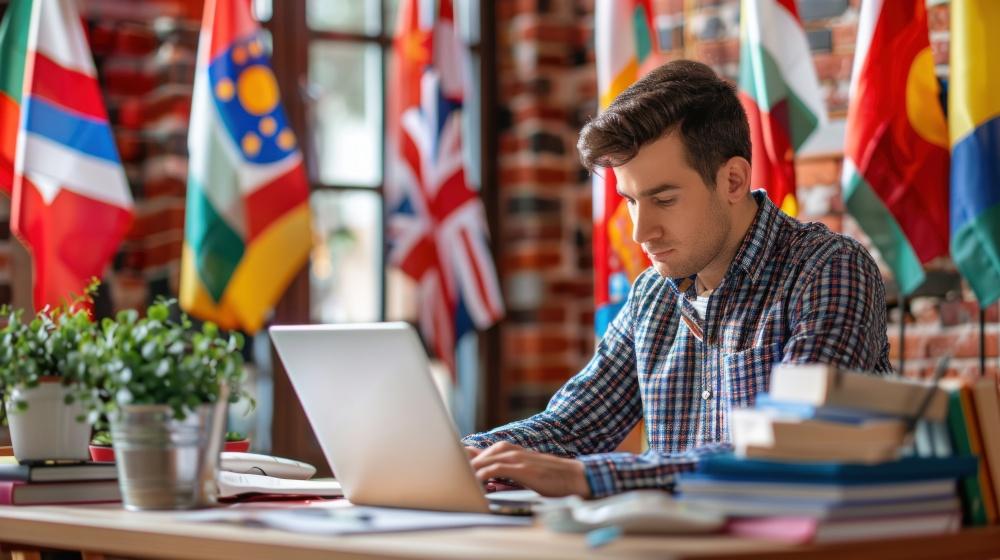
[980,306,987,378]
[899,294,906,375]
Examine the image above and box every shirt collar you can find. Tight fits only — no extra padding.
[667,189,783,293]
[727,189,783,284]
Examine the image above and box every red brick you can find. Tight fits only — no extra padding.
[796,158,841,187]
[515,0,539,15]
[499,166,574,187]
[549,279,594,298]
[832,22,857,53]
[812,52,853,82]
[499,134,521,154]
[128,205,185,239]
[926,329,1000,360]
[504,222,564,242]
[928,5,950,33]
[536,306,568,323]
[512,104,568,122]
[939,300,977,326]
[502,246,563,271]
[696,38,740,67]
[901,331,931,360]
[521,23,577,44]
[505,331,573,354]
[507,365,574,384]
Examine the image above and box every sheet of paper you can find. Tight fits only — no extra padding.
[179,505,533,535]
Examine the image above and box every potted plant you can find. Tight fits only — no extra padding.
[82,298,251,510]
[0,291,101,463]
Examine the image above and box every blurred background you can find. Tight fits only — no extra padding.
[0,0,993,473]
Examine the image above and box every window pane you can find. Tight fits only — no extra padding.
[384,0,401,35]
[310,190,382,323]
[309,41,382,186]
[307,0,380,34]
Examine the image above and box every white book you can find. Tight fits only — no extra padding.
[217,471,343,499]
[769,364,948,421]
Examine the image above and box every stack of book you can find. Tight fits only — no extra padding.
[676,364,993,543]
[0,460,120,505]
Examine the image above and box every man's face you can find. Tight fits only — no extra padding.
[614,132,731,279]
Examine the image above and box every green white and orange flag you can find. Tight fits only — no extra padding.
[180,0,312,333]
[0,0,29,195]
[593,0,658,337]
[842,0,949,296]
[738,0,827,217]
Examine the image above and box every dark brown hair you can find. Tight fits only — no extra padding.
[577,60,751,186]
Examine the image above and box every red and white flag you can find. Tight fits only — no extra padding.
[10,0,134,309]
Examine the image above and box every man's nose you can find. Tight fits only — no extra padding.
[631,203,660,245]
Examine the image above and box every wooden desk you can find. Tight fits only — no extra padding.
[1,505,1000,560]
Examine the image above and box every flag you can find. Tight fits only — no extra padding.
[950,0,1000,307]
[842,0,950,296]
[0,0,29,195]
[9,0,134,310]
[386,0,503,372]
[180,0,312,333]
[738,0,827,217]
[593,0,658,337]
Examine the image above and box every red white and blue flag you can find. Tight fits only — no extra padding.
[8,0,134,309]
[387,0,503,373]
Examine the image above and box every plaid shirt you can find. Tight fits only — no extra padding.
[464,191,892,498]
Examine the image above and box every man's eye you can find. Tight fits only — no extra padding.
[624,198,636,206]
[654,198,675,206]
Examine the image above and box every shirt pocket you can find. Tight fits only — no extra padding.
[722,343,783,409]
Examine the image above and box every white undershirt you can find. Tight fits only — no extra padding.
[691,295,710,319]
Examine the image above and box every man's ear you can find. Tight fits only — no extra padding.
[716,156,751,203]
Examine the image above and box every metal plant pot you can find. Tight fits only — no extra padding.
[110,396,228,510]
[7,379,90,463]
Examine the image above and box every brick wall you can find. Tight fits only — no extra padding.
[495,0,598,420]
[493,0,997,422]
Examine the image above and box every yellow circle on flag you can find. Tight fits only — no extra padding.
[259,116,278,136]
[277,129,296,150]
[249,40,263,57]
[215,79,235,101]
[906,47,949,149]
[238,65,280,116]
[242,132,262,157]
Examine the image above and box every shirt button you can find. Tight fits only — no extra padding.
[702,390,712,401]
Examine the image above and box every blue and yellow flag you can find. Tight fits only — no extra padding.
[950,0,1000,307]
[180,0,312,332]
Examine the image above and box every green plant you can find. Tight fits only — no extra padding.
[84,298,253,422]
[91,430,113,446]
[0,283,101,425]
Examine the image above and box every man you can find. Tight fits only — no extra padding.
[463,60,892,499]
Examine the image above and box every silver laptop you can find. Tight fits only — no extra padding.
[269,322,533,514]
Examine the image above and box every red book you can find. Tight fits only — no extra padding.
[726,511,961,544]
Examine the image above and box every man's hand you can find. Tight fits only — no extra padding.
[467,441,591,498]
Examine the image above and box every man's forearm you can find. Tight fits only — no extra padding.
[462,416,580,457]
[578,443,732,498]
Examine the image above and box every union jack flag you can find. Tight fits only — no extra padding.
[386,0,503,373]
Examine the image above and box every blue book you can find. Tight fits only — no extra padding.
[753,393,897,424]
[696,453,977,483]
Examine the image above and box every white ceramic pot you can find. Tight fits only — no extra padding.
[6,379,91,463]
